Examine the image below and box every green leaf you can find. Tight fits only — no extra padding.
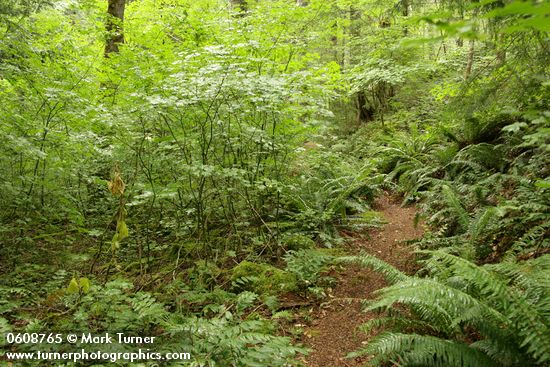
[117,220,129,240]
[79,277,91,293]
[66,278,80,294]
[535,180,550,189]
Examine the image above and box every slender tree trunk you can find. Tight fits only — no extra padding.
[343,6,361,71]
[456,3,464,47]
[230,0,247,14]
[342,6,353,70]
[464,39,475,80]
[496,47,506,67]
[356,90,374,123]
[401,0,409,35]
[104,0,125,57]
[496,33,506,67]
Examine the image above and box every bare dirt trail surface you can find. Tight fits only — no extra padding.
[302,194,424,367]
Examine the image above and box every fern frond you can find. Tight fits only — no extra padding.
[338,253,407,284]
[471,339,532,367]
[469,206,502,242]
[359,315,436,335]
[446,159,487,174]
[355,332,499,367]
[455,143,503,171]
[368,277,505,334]
[423,251,550,363]
[440,184,469,231]
[487,255,550,298]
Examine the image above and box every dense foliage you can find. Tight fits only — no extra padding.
[0,0,548,366]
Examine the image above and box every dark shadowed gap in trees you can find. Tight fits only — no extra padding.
[230,0,247,15]
[356,90,375,123]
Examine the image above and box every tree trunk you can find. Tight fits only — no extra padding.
[356,90,374,123]
[230,0,247,14]
[496,33,506,67]
[464,40,475,80]
[104,0,126,57]
[401,0,409,35]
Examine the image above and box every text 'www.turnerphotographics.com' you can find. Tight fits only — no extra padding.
[3,333,192,364]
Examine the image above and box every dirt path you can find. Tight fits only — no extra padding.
[302,194,424,367]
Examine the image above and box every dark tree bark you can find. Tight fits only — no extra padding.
[356,90,374,123]
[104,0,126,57]
[401,0,409,35]
[401,0,409,16]
[230,0,247,15]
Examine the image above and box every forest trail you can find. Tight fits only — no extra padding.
[302,194,424,367]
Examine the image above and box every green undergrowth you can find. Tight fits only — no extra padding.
[1,0,548,366]
[0,144,380,366]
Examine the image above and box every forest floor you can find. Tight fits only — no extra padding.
[301,194,424,367]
